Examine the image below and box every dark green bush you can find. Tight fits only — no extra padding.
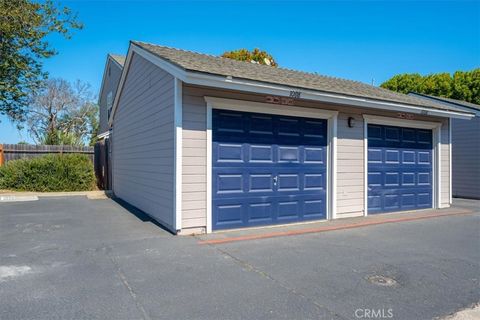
[0,154,96,192]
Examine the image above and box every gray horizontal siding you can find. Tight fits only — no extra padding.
[112,53,175,230]
[99,58,123,133]
[452,117,480,199]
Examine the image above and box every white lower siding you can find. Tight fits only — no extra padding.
[182,93,207,229]
[112,53,176,230]
[336,113,365,216]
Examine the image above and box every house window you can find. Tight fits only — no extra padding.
[107,91,113,119]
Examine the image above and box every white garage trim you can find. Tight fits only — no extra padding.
[174,78,183,231]
[363,114,443,216]
[204,96,338,233]
[449,118,452,205]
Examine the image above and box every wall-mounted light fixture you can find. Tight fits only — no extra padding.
[348,117,355,128]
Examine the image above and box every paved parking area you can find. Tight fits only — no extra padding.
[0,197,478,320]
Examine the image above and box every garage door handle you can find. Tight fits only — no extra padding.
[273,176,278,185]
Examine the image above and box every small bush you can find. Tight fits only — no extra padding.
[0,154,96,192]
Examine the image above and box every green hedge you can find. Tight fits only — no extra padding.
[0,154,96,192]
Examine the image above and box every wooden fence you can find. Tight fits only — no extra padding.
[0,144,94,165]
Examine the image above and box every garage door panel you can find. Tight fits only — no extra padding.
[213,109,327,230]
[216,174,243,194]
[303,198,325,218]
[248,202,273,223]
[278,201,300,219]
[368,124,433,214]
[249,145,274,163]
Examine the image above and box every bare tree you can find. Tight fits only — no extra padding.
[26,78,98,145]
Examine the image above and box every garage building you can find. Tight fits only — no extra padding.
[409,93,480,199]
[106,41,475,234]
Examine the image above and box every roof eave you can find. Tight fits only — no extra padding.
[108,54,125,69]
[409,92,480,116]
[108,43,474,126]
[183,71,474,120]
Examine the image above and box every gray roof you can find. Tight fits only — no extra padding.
[409,92,480,112]
[109,54,126,67]
[132,41,472,114]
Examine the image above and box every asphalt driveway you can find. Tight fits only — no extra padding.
[0,197,478,320]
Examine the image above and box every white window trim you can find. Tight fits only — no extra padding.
[174,78,183,232]
[363,114,443,216]
[205,96,338,233]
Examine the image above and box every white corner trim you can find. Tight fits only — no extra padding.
[206,102,213,233]
[363,115,443,213]
[449,118,452,205]
[205,97,338,233]
[363,118,368,216]
[174,78,183,232]
[362,114,442,129]
[436,125,442,208]
[330,115,338,219]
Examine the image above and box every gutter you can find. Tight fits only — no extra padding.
[409,92,480,117]
[108,43,475,126]
[184,71,475,120]
[96,131,110,139]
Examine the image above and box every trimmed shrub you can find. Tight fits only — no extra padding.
[0,154,96,192]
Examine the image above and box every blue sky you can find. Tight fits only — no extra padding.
[2,0,479,143]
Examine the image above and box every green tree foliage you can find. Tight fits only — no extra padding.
[452,69,480,104]
[221,48,278,67]
[381,69,480,104]
[0,0,82,123]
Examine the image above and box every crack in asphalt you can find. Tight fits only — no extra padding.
[202,241,348,320]
[103,245,152,320]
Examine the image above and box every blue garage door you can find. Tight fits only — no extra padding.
[368,124,433,214]
[212,109,328,230]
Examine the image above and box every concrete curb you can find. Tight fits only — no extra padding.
[438,303,480,320]
[0,190,112,200]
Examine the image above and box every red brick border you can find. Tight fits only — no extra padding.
[198,209,474,245]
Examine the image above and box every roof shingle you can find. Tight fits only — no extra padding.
[109,54,126,67]
[132,41,472,114]
[409,93,480,112]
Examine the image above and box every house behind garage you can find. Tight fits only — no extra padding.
[104,41,475,234]
[409,93,480,199]
[96,54,125,189]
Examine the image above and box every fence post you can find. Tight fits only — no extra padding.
[0,144,4,166]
